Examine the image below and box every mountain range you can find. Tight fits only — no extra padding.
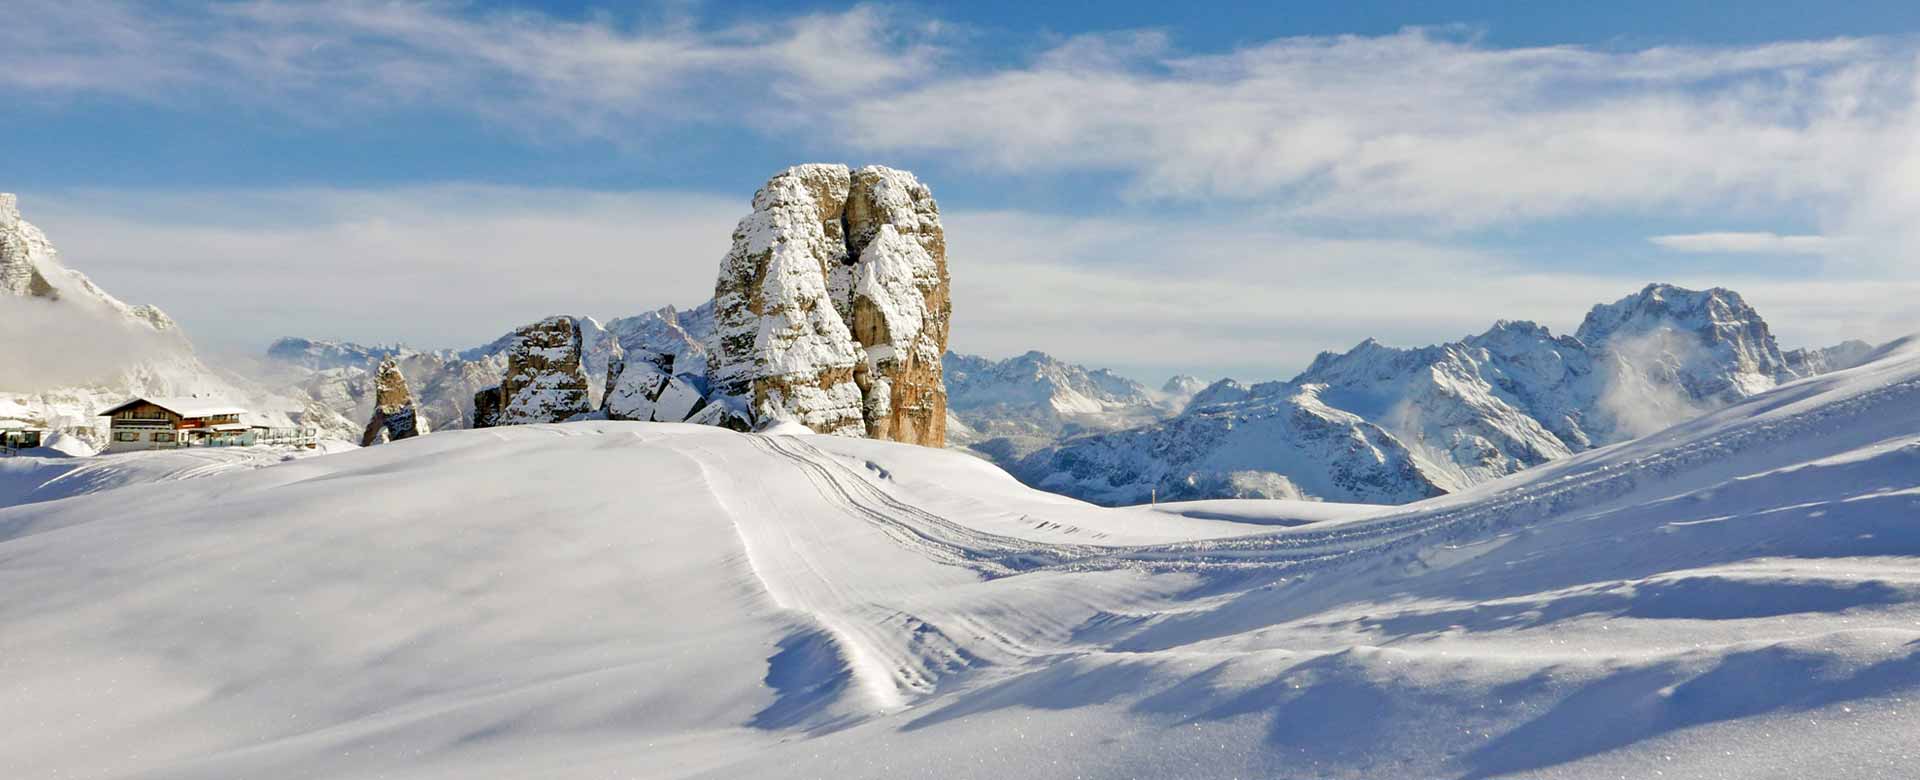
[2,190,1880,512]
[1014,284,1879,505]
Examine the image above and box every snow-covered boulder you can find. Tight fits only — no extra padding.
[602,351,707,424]
[708,164,952,446]
[359,357,428,445]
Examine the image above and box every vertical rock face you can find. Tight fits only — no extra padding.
[360,357,428,446]
[473,316,593,427]
[710,164,866,436]
[0,194,60,300]
[842,166,951,446]
[708,164,951,446]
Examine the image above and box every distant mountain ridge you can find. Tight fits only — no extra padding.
[1016,283,1880,505]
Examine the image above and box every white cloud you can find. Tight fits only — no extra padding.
[8,5,1920,248]
[842,30,1918,228]
[0,0,943,135]
[1649,232,1837,254]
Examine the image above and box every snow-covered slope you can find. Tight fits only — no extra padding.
[5,338,1917,778]
[1021,283,1867,504]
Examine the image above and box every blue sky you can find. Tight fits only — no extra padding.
[5,1,1920,381]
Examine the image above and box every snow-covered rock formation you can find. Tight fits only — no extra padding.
[472,316,594,428]
[1019,283,1868,505]
[463,316,623,409]
[1,194,354,447]
[708,164,951,446]
[602,350,707,424]
[358,357,428,446]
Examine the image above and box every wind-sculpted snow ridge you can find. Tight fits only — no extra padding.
[4,340,1918,778]
[1021,282,1877,504]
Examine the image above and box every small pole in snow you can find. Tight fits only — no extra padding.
[1151,487,1156,506]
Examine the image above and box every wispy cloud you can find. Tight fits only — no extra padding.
[0,0,944,134]
[845,30,1918,229]
[1649,232,1838,255]
[8,6,1919,235]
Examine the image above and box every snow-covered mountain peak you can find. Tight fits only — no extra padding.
[1018,282,1862,506]
[945,350,1155,416]
[1160,374,1207,396]
[1577,282,1793,403]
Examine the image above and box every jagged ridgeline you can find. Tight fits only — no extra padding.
[464,164,952,447]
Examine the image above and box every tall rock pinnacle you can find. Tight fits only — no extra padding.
[360,357,428,445]
[708,164,951,446]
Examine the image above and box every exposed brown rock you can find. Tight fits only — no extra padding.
[472,315,593,427]
[360,357,427,445]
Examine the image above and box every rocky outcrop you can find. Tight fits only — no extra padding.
[1,193,174,331]
[464,315,623,408]
[841,166,951,446]
[603,351,706,423]
[708,164,951,446]
[1,194,60,300]
[472,316,593,427]
[359,357,428,445]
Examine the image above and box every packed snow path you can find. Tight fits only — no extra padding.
[2,339,1919,778]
